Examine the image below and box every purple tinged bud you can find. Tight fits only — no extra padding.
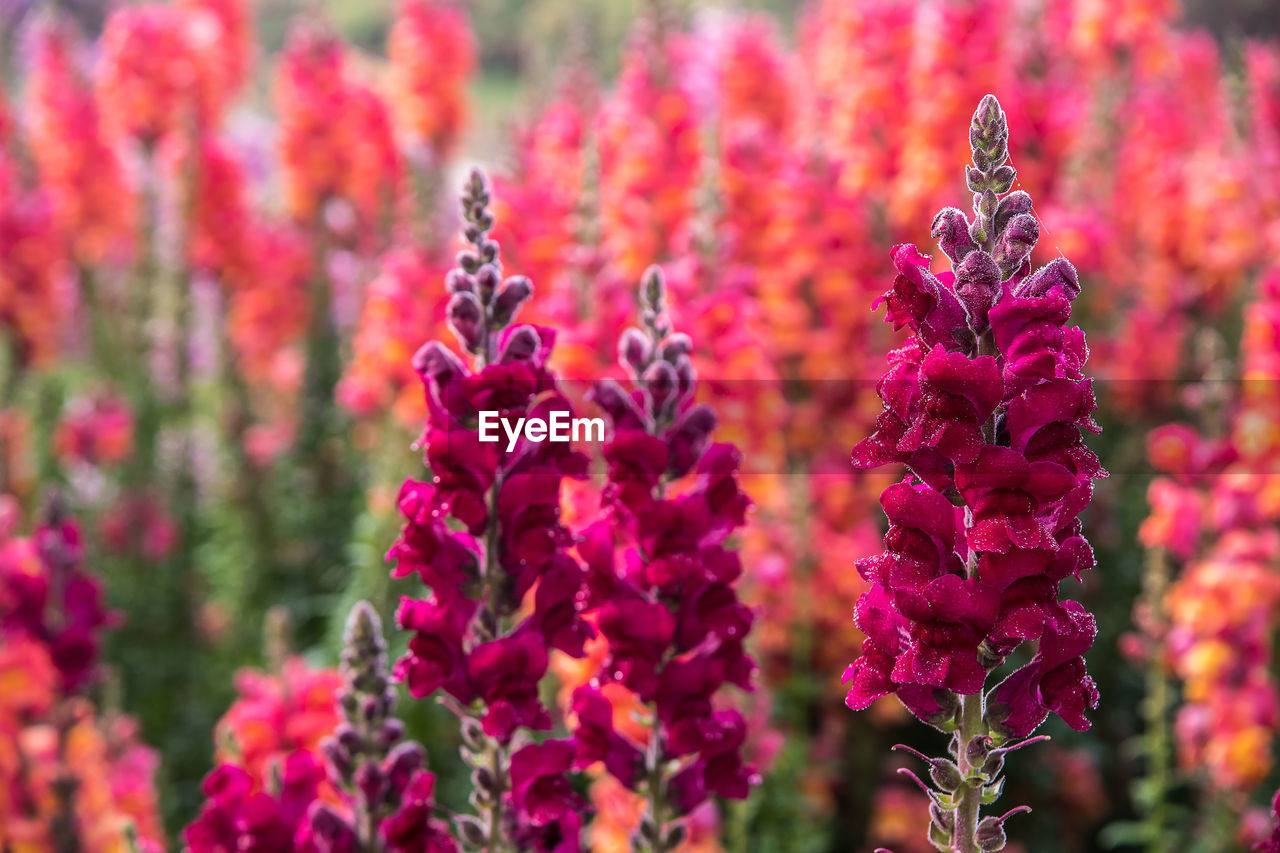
[965,735,993,767]
[446,292,484,352]
[455,249,481,274]
[379,718,405,748]
[455,815,488,847]
[475,265,500,302]
[931,207,977,264]
[321,736,353,781]
[335,723,362,753]
[385,741,425,796]
[930,802,955,834]
[642,360,679,420]
[928,758,963,792]
[955,250,1002,333]
[588,379,651,432]
[642,265,666,313]
[618,327,652,376]
[308,803,357,844]
[673,355,696,400]
[498,325,541,364]
[976,94,1002,128]
[660,332,693,361]
[412,341,466,387]
[966,165,987,193]
[989,165,1016,194]
[994,191,1033,237]
[355,762,387,807]
[490,275,533,326]
[666,404,717,479]
[446,269,475,294]
[994,213,1039,273]
[976,816,1007,852]
[1013,258,1081,302]
[459,717,485,752]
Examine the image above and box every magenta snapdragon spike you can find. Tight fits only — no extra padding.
[844,95,1104,853]
[307,601,457,852]
[389,170,593,852]
[185,601,455,853]
[1,497,119,694]
[573,267,758,852]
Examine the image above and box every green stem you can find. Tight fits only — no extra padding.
[1140,548,1173,853]
[486,739,507,853]
[642,729,669,853]
[953,692,987,853]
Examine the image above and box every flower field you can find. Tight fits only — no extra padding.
[1,0,1279,850]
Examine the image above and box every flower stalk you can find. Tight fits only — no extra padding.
[844,95,1104,853]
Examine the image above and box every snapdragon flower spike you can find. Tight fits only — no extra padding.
[389,170,591,852]
[186,602,455,853]
[845,96,1103,853]
[575,266,757,853]
[306,602,456,852]
[0,498,119,694]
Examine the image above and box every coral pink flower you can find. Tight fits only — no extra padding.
[388,0,476,159]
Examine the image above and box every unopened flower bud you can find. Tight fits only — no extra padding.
[639,814,658,842]
[1014,258,1081,302]
[928,758,964,792]
[447,292,484,352]
[641,265,666,313]
[472,765,494,793]
[309,803,356,843]
[988,165,1016,195]
[977,190,998,219]
[965,736,993,768]
[642,360,679,420]
[661,332,693,361]
[459,716,485,752]
[993,191,1033,237]
[490,275,532,327]
[355,761,387,807]
[447,269,475,294]
[385,741,425,793]
[929,801,955,834]
[994,213,1039,274]
[480,239,498,264]
[673,355,696,400]
[663,824,687,849]
[966,165,988,193]
[322,737,353,781]
[666,404,716,479]
[619,327,652,376]
[475,265,500,302]
[976,816,1007,851]
[932,207,977,264]
[498,325,541,364]
[378,718,405,749]
[955,250,1001,333]
[455,814,488,848]
[335,723,362,754]
[455,249,481,274]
